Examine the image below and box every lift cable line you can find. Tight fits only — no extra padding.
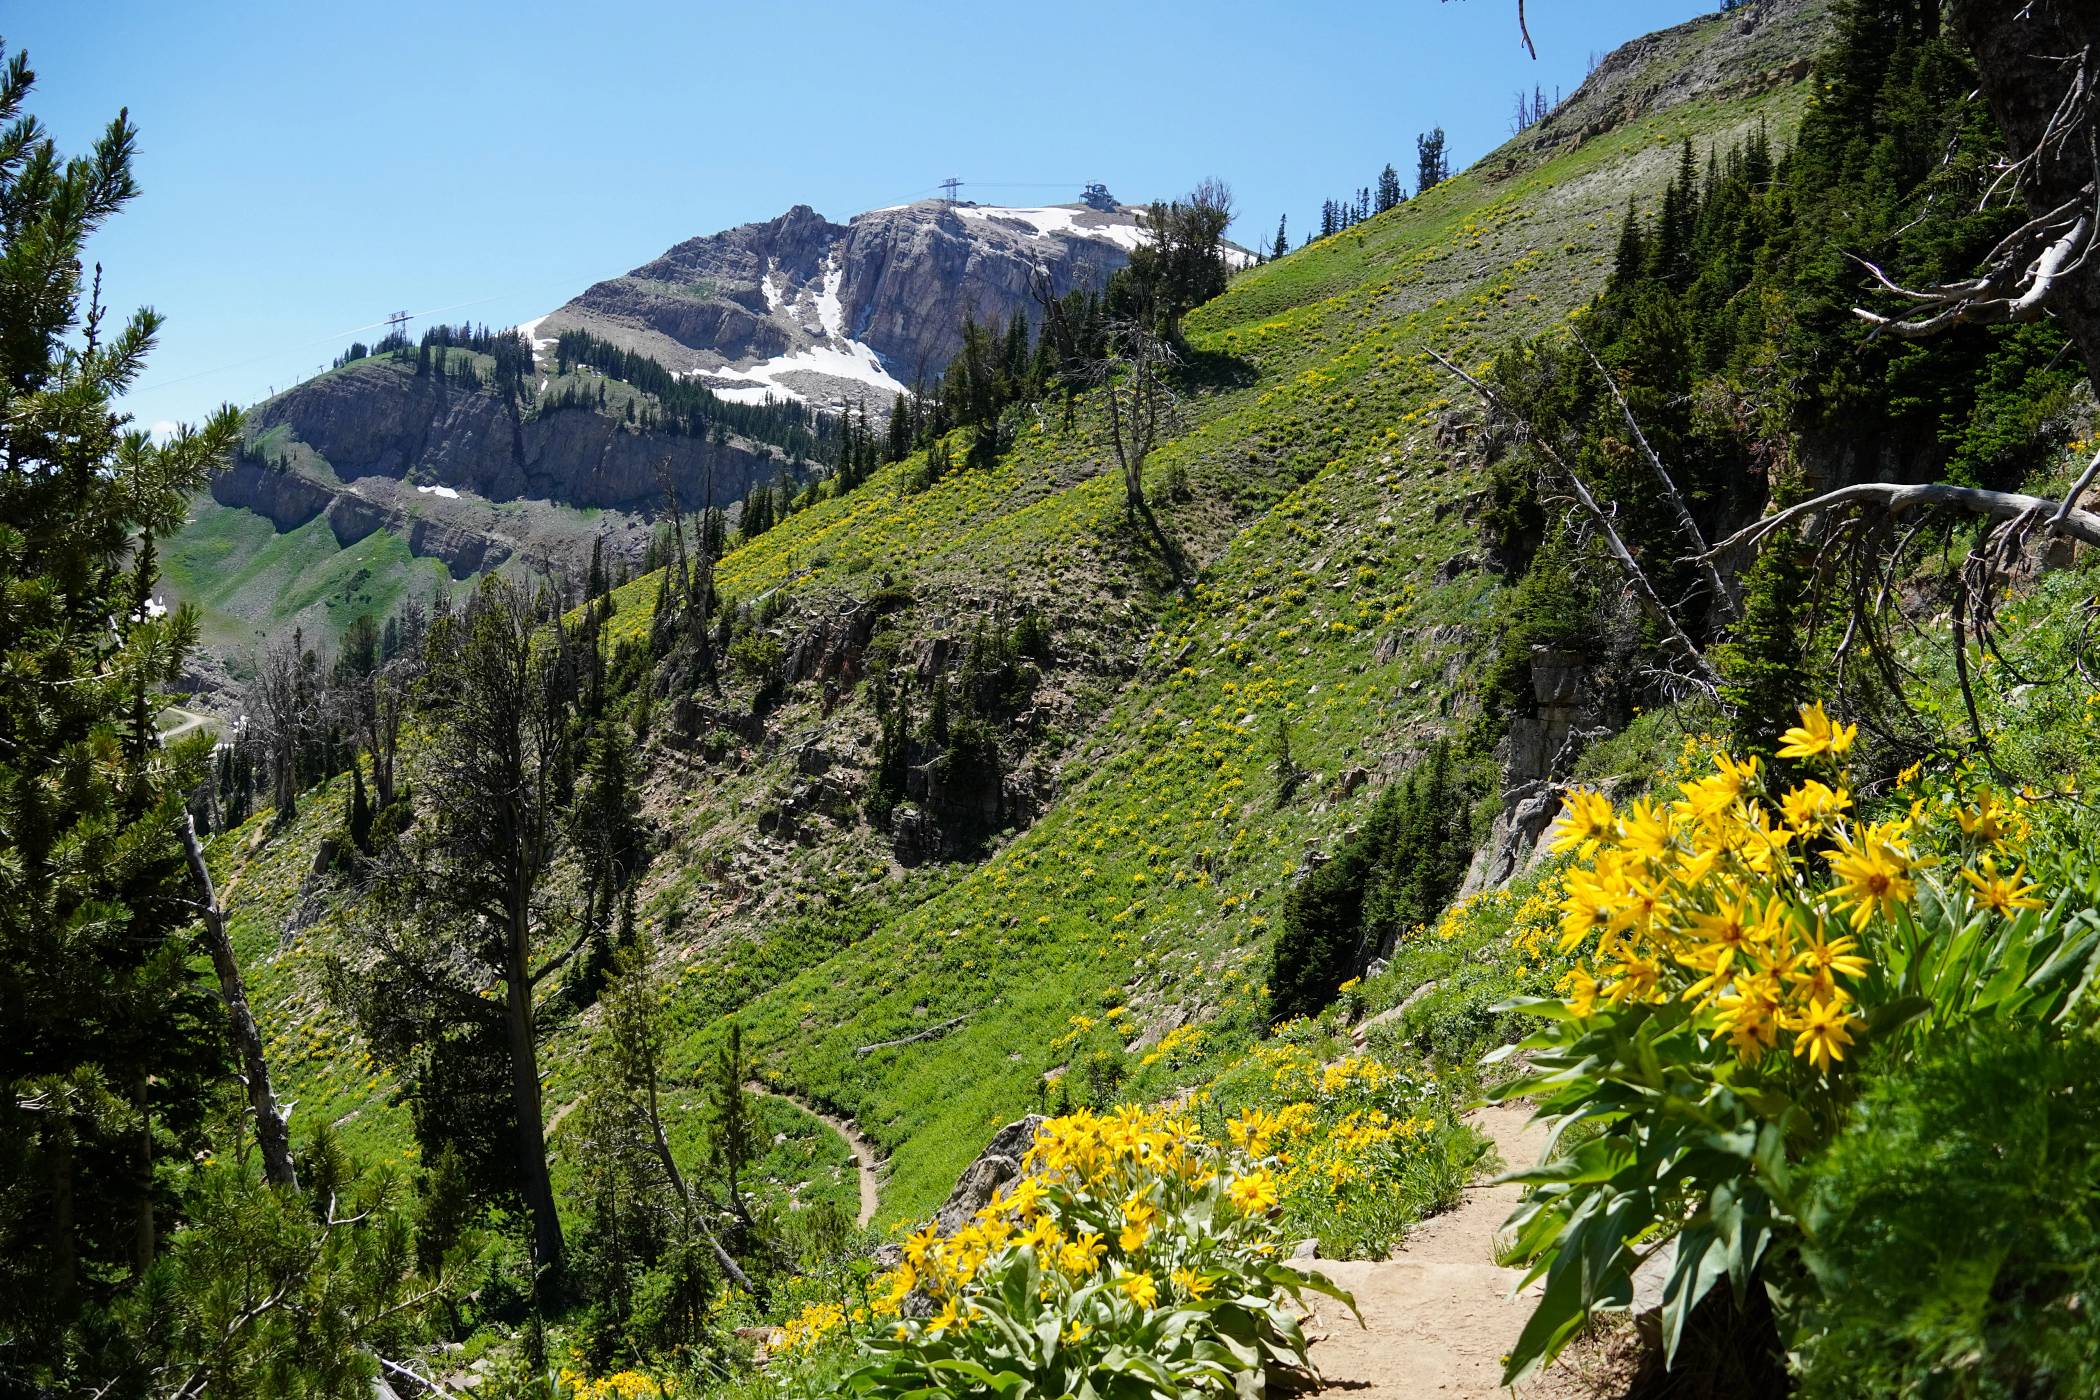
[133,291,521,395]
[136,175,1128,403]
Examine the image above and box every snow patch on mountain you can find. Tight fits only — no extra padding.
[698,331,907,407]
[816,254,848,339]
[513,314,556,361]
[955,204,1150,253]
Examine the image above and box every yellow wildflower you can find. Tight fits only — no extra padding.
[1789,997,1862,1072]
[1226,1168,1280,1215]
[1777,702,1856,760]
[1963,858,2044,917]
[1118,1270,1159,1308]
[1827,823,1919,930]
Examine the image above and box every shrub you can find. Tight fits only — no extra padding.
[771,1106,1354,1398]
[1794,1025,2100,1398]
[1490,703,2100,1381]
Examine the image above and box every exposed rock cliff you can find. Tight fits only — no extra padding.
[243,359,796,515]
[179,190,1160,673]
[541,198,1148,412]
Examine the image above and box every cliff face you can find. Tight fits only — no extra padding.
[542,197,1147,409]
[244,361,792,514]
[179,191,1155,671]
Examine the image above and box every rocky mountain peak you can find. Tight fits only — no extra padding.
[535,194,1154,414]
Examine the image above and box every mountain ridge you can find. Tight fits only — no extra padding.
[167,190,1165,672]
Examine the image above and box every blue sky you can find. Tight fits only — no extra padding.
[15,1,1707,433]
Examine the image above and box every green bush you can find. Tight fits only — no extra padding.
[1795,1026,2100,1398]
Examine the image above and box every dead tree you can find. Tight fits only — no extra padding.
[1091,319,1192,595]
[1428,350,1721,693]
[1860,4,2100,381]
[180,814,298,1190]
[251,637,305,821]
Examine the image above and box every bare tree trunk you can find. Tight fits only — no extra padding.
[1429,350,1720,688]
[503,902,563,1279]
[1573,331,1736,620]
[182,813,298,1190]
[1950,0,2100,382]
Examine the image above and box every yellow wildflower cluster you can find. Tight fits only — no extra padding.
[557,1369,674,1399]
[1549,703,2041,1072]
[865,1104,1278,1344]
[767,1299,846,1355]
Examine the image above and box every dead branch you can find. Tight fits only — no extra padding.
[1427,350,1720,690]
[1854,212,2091,337]
[2053,442,2100,529]
[1572,329,1737,620]
[1701,480,2100,560]
[1850,22,2096,340]
[182,814,299,1191]
[855,1014,968,1059]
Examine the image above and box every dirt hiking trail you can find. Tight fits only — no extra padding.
[746,1082,883,1228]
[1304,1103,1592,1398]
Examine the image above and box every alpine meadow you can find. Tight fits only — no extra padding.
[12,1,2100,1395]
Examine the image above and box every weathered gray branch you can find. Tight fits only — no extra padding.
[1572,329,1736,620]
[855,1014,969,1059]
[1701,480,2100,561]
[1428,350,1720,688]
[181,814,298,1191]
[1855,212,2090,337]
[2052,443,2100,529]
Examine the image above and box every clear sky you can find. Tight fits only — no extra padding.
[14,0,1709,434]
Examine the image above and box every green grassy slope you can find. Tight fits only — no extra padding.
[623,55,1816,1220]
[208,4,1824,1241]
[163,500,470,669]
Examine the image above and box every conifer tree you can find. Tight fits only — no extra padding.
[0,44,244,1379]
[1416,127,1450,193]
[1272,213,1288,259]
[1375,163,1404,214]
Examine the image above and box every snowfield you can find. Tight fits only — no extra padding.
[954,203,1150,253]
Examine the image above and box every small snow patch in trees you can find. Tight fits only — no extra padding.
[511,314,556,357]
[416,484,462,500]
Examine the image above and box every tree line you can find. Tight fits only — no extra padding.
[1272,130,1451,258]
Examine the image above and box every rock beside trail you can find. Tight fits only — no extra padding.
[872,1114,1046,1273]
[935,1114,1046,1236]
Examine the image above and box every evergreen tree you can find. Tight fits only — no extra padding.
[1272,213,1289,260]
[1263,743,1473,1024]
[343,578,572,1281]
[1416,127,1450,194]
[1375,163,1404,213]
[0,47,245,1381]
[1715,529,1813,757]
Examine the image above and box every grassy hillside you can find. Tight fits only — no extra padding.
[163,499,473,670]
[620,66,1815,1224]
[182,3,1806,1235]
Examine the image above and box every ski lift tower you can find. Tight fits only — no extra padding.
[1080,182,1117,212]
[939,177,964,204]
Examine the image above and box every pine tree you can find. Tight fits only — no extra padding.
[704,1025,757,1226]
[1716,529,1812,756]
[343,578,572,1280]
[1375,163,1404,214]
[1416,127,1450,194]
[1272,213,1289,259]
[0,48,245,1380]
